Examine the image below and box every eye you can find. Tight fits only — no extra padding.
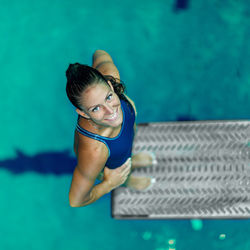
[107,93,113,100]
[92,106,99,112]
[91,93,113,112]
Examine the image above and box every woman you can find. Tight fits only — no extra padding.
[66,50,156,207]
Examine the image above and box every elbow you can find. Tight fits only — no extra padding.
[69,200,89,208]
[70,199,85,208]
[69,193,79,207]
[69,200,78,207]
[94,49,107,54]
[69,194,90,208]
[69,198,78,208]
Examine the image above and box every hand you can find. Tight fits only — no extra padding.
[103,157,132,190]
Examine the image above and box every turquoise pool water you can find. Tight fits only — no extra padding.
[0,0,249,249]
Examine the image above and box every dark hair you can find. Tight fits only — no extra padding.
[66,63,126,112]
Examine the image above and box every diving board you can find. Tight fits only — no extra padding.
[111,120,250,219]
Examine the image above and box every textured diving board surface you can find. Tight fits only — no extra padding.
[111,120,250,219]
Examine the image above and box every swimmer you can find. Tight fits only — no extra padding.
[66,50,155,207]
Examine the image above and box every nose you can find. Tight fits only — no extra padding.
[104,104,115,114]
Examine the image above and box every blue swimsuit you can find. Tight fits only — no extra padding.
[76,94,136,169]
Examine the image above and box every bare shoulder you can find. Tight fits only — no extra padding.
[73,130,109,182]
[75,129,109,165]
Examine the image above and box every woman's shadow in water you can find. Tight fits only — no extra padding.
[0,149,77,175]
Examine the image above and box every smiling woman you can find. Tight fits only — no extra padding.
[65,50,153,208]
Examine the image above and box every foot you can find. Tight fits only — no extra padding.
[131,151,157,169]
[124,175,152,191]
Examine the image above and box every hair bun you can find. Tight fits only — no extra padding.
[66,63,81,80]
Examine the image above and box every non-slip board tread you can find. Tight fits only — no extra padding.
[111,120,250,219]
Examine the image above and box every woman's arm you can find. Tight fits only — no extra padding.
[92,50,120,80]
[69,143,110,207]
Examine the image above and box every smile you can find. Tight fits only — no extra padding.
[105,108,118,121]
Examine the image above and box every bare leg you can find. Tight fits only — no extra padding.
[122,174,152,190]
[131,151,156,169]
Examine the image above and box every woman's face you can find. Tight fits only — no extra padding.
[77,81,123,128]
